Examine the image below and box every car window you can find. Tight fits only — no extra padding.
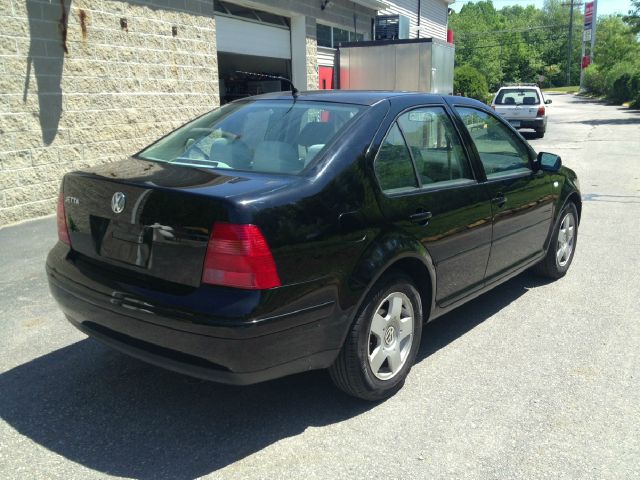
[494,89,540,106]
[374,123,419,194]
[137,100,364,174]
[397,107,473,186]
[455,107,531,178]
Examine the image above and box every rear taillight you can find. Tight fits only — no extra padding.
[57,191,71,245]
[537,105,546,116]
[202,222,281,290]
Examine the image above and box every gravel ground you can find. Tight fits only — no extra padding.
[0,94,639,480]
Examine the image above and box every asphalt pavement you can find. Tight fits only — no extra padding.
[0,94,639,479]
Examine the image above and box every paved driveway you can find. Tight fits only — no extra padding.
[1,94,639,479]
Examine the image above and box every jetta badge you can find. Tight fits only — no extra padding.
[111,192,126,214]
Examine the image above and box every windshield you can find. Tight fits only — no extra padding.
[137,100,365,174]
[495,89,541,106]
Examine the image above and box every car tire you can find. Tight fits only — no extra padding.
[536,128,545,138]
[329,273,423,401]
[533,202,578,279]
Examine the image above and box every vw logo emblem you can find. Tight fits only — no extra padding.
[384,326,395,346]
[111,192,126,214]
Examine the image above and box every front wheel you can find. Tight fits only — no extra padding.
[329,274,423,401]
[533,202,578,278]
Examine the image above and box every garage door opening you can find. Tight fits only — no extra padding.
[218,53,292,105]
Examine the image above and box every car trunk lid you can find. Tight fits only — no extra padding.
[62,158,294,287]
[494,104,539,120]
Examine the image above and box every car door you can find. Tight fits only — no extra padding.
[372,105,493,305]
[453,105,554,282]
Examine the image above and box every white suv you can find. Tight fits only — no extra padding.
[491,85,552,138]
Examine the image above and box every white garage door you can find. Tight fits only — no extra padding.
[216,16,291,59]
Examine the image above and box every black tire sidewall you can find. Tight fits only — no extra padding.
[354,275,423,396]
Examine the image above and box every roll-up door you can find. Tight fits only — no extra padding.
[216,16,291,59]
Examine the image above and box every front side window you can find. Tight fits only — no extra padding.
[138,101,364,174]
[494,88,540,106]
[397,107,473,186]
[455,107,531,178]
[374,123,418,194]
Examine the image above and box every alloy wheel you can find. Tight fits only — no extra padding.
[368,292,415,380]
[556,212,576,267]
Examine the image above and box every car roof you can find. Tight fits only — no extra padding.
[247,90,457,106]
[498,86,540,90]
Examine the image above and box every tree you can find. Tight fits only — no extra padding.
[624,0,640,34]
[449,0,582,88]
[593,16,640,72]
[454,65,489,101]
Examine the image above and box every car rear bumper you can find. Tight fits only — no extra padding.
[46,244,345,385]
[509,117,546,130]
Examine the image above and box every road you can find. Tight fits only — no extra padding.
[1,94,639,480]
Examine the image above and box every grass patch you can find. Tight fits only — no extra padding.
[542,86,580,93]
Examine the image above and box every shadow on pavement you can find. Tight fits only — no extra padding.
[417,271,550,362]
[0,271,548,479]
[567,118,640,126]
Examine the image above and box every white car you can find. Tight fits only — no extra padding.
[491,85,552,138]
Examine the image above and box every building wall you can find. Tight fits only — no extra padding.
[381,0,449,41]
[0,0,219,226]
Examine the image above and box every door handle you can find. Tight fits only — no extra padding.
[492,194,507,208]
[409,210,432,225]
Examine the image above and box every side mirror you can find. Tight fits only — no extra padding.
[537,152,562,172]
[545,99,552,104]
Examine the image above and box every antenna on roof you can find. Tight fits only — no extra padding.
[235,71,298,97]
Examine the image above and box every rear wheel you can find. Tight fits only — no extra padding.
[533,202,578,278]
[329,274,423,401]
[535,128,546,138]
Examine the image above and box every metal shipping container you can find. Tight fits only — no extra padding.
[338,38,454,94]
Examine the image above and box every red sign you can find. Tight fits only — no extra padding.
[584,2,594,26]
[582,55,591,69]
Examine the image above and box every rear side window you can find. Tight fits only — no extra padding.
[374,123,419,194]
[397,107,472,186]
[494,89,540,106]
[456,107,531,178]
[137,100,365,174]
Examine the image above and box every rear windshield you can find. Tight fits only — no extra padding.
[495,89,540,106]
[137,100,365,174]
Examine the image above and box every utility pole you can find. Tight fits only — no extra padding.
[566,0,575,86]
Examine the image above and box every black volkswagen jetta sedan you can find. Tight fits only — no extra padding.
[47,91,581,400]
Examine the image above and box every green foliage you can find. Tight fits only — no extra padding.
[449,1,640,106]
[582,15,640,105]
[604,62,640,104]
[454,65,489,102]
[593,16,640,72]
[449,0,583,89]
[583,65,606,96]
[624,0,640,34]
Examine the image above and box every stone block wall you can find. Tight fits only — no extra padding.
[0,0,219,225]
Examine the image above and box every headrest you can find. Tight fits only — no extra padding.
[523,96,536,105]
[298,122,332,147]
[305,144,325,166]
[253,141,300,173]
[209,138,252,169]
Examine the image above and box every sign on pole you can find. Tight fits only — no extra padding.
[584,1,594,28]
[579,1,597,90]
